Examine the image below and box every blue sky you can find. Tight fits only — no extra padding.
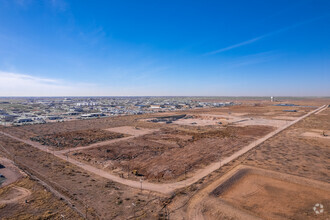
[0,0,329,96]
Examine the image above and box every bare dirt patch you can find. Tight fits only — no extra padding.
[212,166,330,220]
[71,125,274,182]
[173,113,291,128]
[301,129,330,139]
[0,134,164,219]
[0,186,31,204]
[173,117,222,126]
[30,129,125,150]
[0,177,82,220]
[272,116,298,120]
[105,126,157,136]
[0,158,25,187]
[243,107,330,183]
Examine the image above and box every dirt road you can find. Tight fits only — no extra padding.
[58,136,136,154]
[186,166,262,220]
[0,105,326,195]
[186,165,330,220]
[0,186,31,204]
[0,157,25,187]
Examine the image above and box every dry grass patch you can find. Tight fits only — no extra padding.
[30,129,125,149]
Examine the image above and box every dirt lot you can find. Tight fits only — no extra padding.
[0,157,25,187]
[0,134,165,219]
[167,103,329,220]
[0,177,82,220]
[0,99,328,219]
[0,186,31,205]
[174,113,290,127]
[30,129,125,150]
[188,103,311,116]
[105,126,157,136]
[71,125,274,182]
[0,157,81,219]
[212,166,330,220]
[301,129,330,139]
[242,107,330,183]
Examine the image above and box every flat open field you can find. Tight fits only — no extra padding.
[0,177,82,220]
[211,166,330,220]
[70,125,274,182]
[169,102,329,220]
[186,104,314,119]
[0,157,82,219]
[2,101,309,186]
[242,107,330,182]
[172,113,289,127]
[64,103,313,183]
[30,129,125,150]
[0,157,25,187]
[0,99,328,219]
[0,134,164,219]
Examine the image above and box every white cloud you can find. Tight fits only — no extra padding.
[0,71,167,96]
[0,71,99,96]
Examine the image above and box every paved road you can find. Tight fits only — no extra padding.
[0,105,326,195]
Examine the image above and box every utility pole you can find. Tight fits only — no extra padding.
[219,153,221,169]
[140,178,143,192]
[67,149,70,161]
[132,203,136,218]
[184,164,187,180]
[184,163,187,187]
[85,200,88,220]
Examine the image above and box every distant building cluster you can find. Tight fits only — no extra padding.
[0,97,235,126]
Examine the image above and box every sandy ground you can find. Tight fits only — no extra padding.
[70,125,272,182]
[221,174,328,219]
[216,167,330,220]
[174,113,293,128]
[58,127,158,154]
[0,156,82,219]
[186,165,330,220]
[272,116,299,120]
[0,177,83,219]
[0,158,31,209]
[173,118,222,126]
[0,135,163,219]
[0,100,328,219]
[168,105,329,219]
[30,129,125,150]
[243,108,330,183]
[0,157,25,187]
[0,186,31,204]
[104,126,157,136]
[0,105,325,195]
[301,129,330,139]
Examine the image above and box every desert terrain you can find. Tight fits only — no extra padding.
[171,101,329,220]
[0,98,329,219]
